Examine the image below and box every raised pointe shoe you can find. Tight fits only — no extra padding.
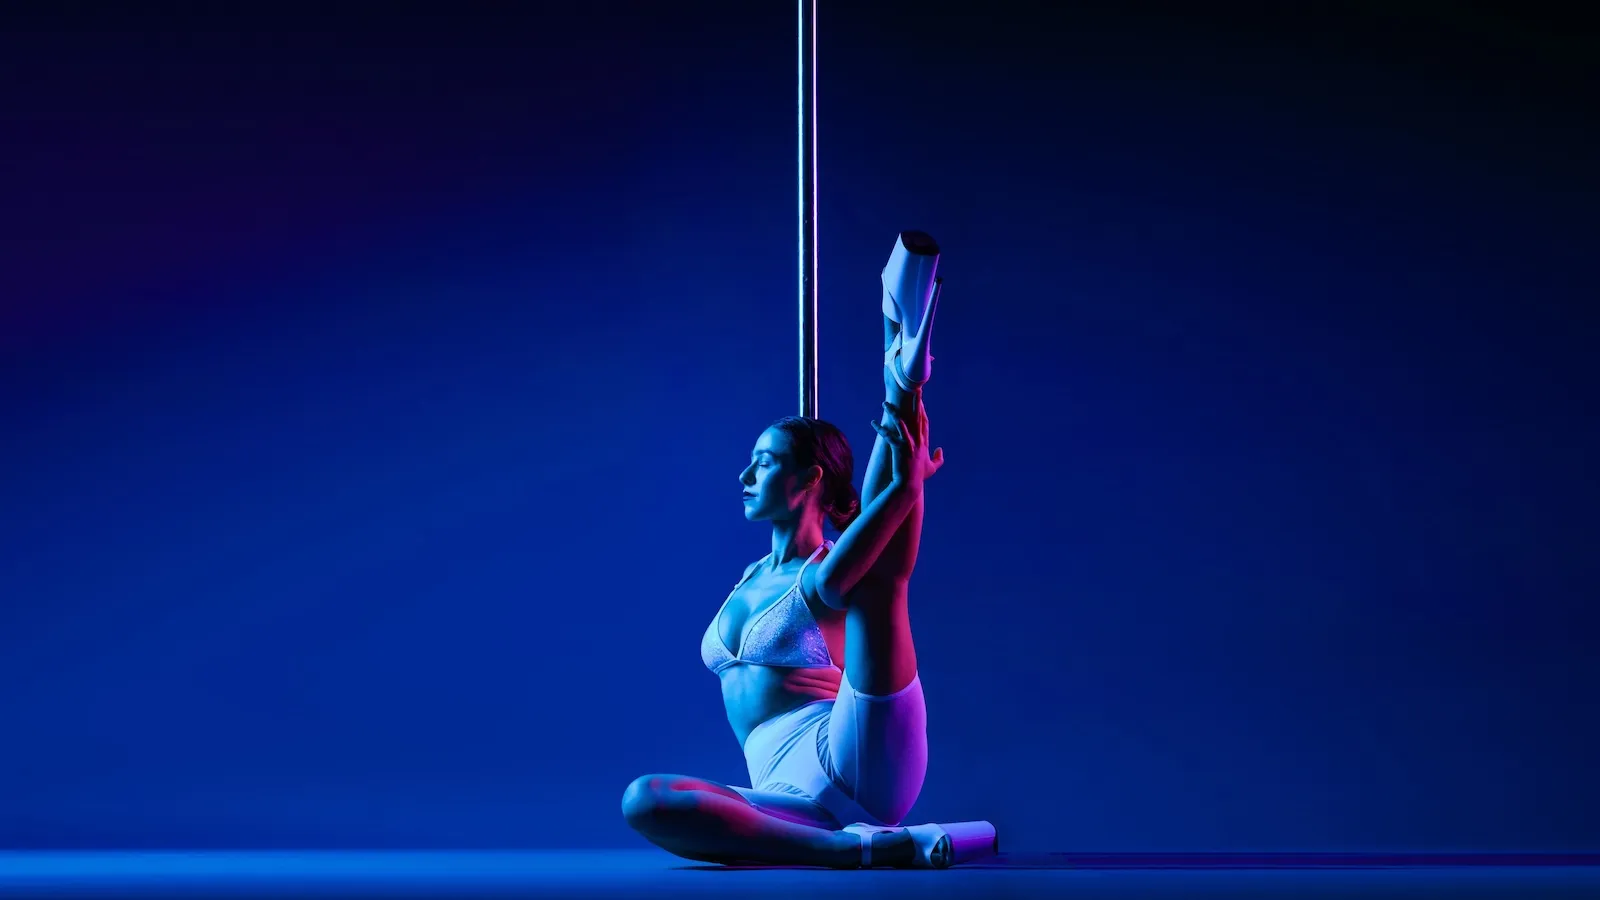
[842,820,998,869]
[881,230,942,391]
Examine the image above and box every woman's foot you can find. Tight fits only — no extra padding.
[881,230,941,332]
[842,823,955,869]
[864,828,919,867]
[881,231,942,391]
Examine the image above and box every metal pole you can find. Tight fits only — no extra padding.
[799,0,818,419]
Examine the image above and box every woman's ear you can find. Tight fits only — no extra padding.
[806,464,826,493]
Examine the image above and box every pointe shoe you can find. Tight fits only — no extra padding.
[881,231,942,391]
[843,820,997,869]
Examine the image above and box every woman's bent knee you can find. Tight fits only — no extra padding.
[622,774,726,827]
[621,774,666,826]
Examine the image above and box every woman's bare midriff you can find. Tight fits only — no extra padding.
[720,663,844,747]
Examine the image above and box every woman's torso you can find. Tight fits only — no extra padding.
[706,549,846,747]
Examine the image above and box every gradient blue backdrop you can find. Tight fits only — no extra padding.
[1,2,1595,852]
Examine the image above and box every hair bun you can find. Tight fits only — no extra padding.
[826,481,861,531]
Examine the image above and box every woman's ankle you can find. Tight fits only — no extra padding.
[883,371,915,416]
[828,829,867,868]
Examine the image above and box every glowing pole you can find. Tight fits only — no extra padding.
[798,0,818,418]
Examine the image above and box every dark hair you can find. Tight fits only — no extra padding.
[769,415,859,532]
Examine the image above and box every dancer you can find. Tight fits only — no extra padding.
[621,232,994,868]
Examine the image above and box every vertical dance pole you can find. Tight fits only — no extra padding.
[798,0,819,418]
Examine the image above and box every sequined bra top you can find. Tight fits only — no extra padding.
[701,541,837,675]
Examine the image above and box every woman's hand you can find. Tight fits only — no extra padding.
[870,389,945,488]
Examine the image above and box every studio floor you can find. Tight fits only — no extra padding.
[1,850,1597,899]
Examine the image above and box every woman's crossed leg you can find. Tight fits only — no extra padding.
[620,774,858,867]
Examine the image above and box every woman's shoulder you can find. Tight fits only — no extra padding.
[734,554,771,587]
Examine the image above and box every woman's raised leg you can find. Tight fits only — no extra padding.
[845,380,925,695]
[846,278,936,695]
[826,234,938,820]
[818,236,994,864]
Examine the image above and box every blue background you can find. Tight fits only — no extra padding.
[1,3,1594,852]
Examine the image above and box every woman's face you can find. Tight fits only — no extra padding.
[740,428,817,522]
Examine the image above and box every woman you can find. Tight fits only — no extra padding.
[620,232,994,868]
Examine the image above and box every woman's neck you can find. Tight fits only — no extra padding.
[768,518,826,568]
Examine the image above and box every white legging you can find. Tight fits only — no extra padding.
[731,670,927,829]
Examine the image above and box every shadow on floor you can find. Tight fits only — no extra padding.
[682,852,1600,871]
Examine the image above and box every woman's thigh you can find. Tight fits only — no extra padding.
[625,774,746,804]
[730,785,842,830]
[823,669,928,826]
[623,773,839,831]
